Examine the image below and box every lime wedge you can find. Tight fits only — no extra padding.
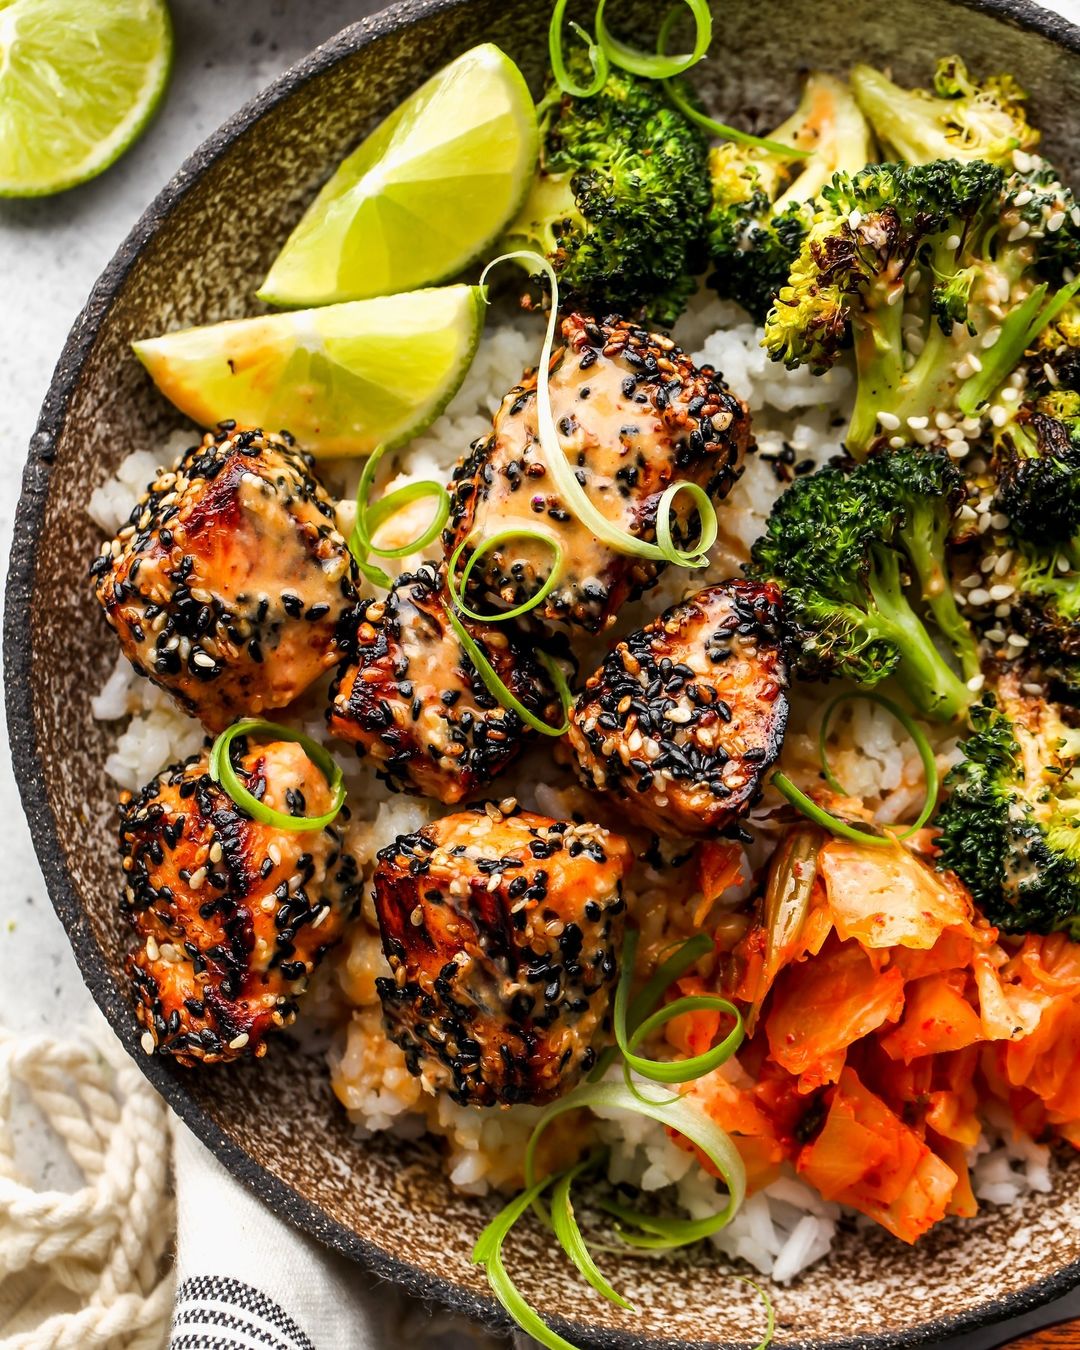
[132,285,485,458]
[0,0,172,197]
[257,43,538,308]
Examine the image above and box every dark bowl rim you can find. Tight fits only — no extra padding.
[7,0,1080,1345]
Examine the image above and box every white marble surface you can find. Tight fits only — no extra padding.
[1,2,1079,1346]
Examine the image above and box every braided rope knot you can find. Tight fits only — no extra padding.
[0,1024,174,1349]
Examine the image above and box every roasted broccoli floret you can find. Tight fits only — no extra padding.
[850,56,1039,168]
[1007,540,1080,694]
[764,158,1072,457]
[707,72,875,320]
[995,400,1080,546]
[501,60,711,328]
[749,446,977,721]
[936,678,1080,933]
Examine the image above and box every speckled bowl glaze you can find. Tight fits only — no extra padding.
[8,1,1080,1345]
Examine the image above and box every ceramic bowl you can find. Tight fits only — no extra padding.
[8,1,1080,1345]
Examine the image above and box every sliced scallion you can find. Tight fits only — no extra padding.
[550,1154,634,1312]
[446,528,564,623]
[472,1173,581,1350]
[441,602,572,737]
[208,719,346,832]
[614,928,743,1084]
[772,690,939,847]
[652,6,808,156]
[479,251,719,570]
[595,0,711,79]
[523,1080,746,1248]
[662,76,814,157]
[548,0,609,97]
[349,441,450,589]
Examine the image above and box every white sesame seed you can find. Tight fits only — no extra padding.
[889,435,906,449]
[188,867,206,890]
[1013,150,1033,173]
[994,551,1013,575]
[906,333,925,357]
[980,555,997,573]
[945,234,961,250]
[988,584,1014,601]
[914,427,938,445]
[990,513,1010,530]
[990,406,1009,428]
[946,440,969,459]
[959,505,978,522]
[268,844,281,866]
[955,358,975,381]
[1007,634,1029,648]
[145,935,160,962]
[1023,682,1045,696]
[878,411,901,431]
[966,674,985,692]
[1012,189,1034,207]
[210,841,223,863]
[968,588,990,606]
[960,573,981,588]
[980,326,1002,350]
[140,1031,155,1055]
[985,628,1007,642]
[229,1033,250,1050]
[886,284,905,306]
[848,209,862,228]
[1007,220,1030,242]
[966,354,983,373]
[1047,210,1066,233]
[935,411,955,430]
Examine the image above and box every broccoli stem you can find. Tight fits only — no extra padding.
[898,504,983,681]
[867,545,974,720]
[847,277,907,457]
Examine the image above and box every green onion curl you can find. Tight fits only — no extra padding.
[441,602,573,737]
[446,528,564,623]
[548,0,609,97]
[349,441,450,589]
[596,0,711,79]
[479,251,719,569]
[524,1079,746,1250]
[654,7,809,156]
[614,928,743,1084]
[472,1171,582,1350]
[772,691,939,848]
[208,719,346,832]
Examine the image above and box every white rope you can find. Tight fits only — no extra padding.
[0,1026,174,1349]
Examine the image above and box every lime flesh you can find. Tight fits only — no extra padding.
[133,284,486,458]
[257,43,538,307]
[0,0,172,197]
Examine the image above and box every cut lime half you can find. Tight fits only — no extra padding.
[257,43,538,308]
[132,284,485,459]
[0,0,172,197]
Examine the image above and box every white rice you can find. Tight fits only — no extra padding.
[88,300,1039,1283]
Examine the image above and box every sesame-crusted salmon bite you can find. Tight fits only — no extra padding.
[90,427,360,732]
[327,563,559,803]
[120,734,361,1064]
[443,312,750,633]
[567,580,790,839]
[373,803,633,1106]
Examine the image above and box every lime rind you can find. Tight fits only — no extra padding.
[256,43,538,307]
[0,0,173,198]
[132,284,487,459]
